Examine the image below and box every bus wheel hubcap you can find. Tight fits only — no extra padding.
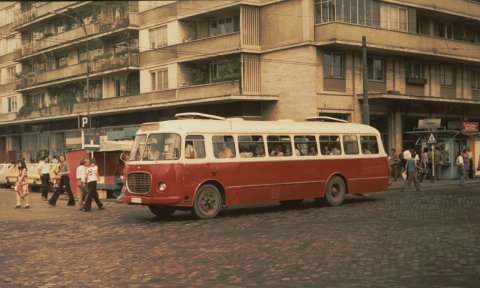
[201,192,217,212]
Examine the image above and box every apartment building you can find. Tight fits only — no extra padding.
[0,0,479,178]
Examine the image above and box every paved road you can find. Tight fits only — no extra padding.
[1,184,480,287]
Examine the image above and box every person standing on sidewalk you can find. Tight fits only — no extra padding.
[37,156,51,201]
[388,148,400,181]
[81,158,104,212]
[434,147,442,180]
[462,149,470,181]
[48,155,75,207]
[467,148,474,179]
[456,151,465,186]
[76,159,87,208]
[14,159,30,209]
[401,150,421,192]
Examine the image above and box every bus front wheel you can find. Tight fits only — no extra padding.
[148,205,176,218]
[324,176,346,206]
[192,184,222,219]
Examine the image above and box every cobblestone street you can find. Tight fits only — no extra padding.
[1,183,480,287]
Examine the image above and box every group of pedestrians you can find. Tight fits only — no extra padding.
[14,155,103,212]
[388,146,480,192]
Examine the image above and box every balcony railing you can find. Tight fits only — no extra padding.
[13,2,76,28]
[16,53,140,90]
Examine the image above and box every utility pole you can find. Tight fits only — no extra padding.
[362,36,370,125]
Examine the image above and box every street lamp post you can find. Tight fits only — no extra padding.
[51,11,90,131]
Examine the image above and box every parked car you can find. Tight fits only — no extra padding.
[0,164,15,187]
[5,165,19,188]
[26,163,42,191]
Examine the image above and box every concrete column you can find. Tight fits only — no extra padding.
[394,111,403,150]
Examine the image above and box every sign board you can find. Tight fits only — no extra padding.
[79,116,90,129]
[427,133,437,144]
[461,122,479,133]
[418,119,441,129]
[83,133,100,151]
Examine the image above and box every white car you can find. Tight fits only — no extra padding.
[0,164,16,187]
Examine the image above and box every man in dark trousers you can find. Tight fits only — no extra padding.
[37,156,51,201]
[48,155,75,207]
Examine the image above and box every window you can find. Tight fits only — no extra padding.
[367,56,384,80]
[314,0,335,24]
[142,133,181,161]
[210,16,240,37]
[151,68,168,91]
[342,135,359,155]
[323,52,344,78]
[439,23,454,39]
[439,64,455,87]
[7,66,16,83]
[149,26,167,49]
[210,58,240,82]
[212,135,236,159]
[0,6,14,26]
[115,79,127,97]
[380,3,408,31]
[294,136,318,156]
[319,135,342,155]
[360,136,379,154]
[132,134,147,161]
[405,61,424,79]
[267,135,292,157]
[238,135,265,158]
[7,96,17,113]
[56,55,68,68]
[472,69,480,90]
[316,0,378,26]
[185,135,206,159]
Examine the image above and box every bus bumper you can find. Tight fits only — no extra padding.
[123,195,182,205]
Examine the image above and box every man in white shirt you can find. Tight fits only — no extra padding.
[76,159,86,208]
[37,156,51,201]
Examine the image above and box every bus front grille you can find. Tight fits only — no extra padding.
[126,173,151,193]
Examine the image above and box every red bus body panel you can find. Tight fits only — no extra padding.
[123,157,389,208]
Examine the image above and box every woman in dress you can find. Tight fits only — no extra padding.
[14,160,30,209]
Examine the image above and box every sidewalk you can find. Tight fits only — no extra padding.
[388,176,480,191]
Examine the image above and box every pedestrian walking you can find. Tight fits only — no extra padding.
[434,146,442,180]
[48,155,75,207]
[14,159,30,209]
[462,149,470,181]
[37,156,51,201]
[456,151,465,186]
[81,158,104,212]
[76,159,87,208]
[401,150,421,192]
[388,148,400,181]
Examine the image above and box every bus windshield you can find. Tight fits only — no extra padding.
[131,133,181,161]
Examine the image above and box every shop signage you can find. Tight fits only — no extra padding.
[418,119,441,129]
[461,122,479,133]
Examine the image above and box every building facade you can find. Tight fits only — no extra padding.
[0,0,479,178]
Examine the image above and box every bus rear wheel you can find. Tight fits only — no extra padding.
[192,184,222,219]
[324,176,346,206]
[148,205,176,218]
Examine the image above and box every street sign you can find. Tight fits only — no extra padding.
[83,133,100,151]
[79,116,90,129]
[418,119,441,129]
[427,133,437,144]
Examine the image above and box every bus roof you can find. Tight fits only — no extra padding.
[138,119,381,135]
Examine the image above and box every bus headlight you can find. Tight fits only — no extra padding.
[158,183,167,192]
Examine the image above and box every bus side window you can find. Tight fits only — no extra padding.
[238,135,265,158]
[267,135,292,157]
[212,135,236,159]
[360,135,379,154]
[294,135,318,156]
[320,135,341,155]
[185,135,206,159]
[343,135,359,155]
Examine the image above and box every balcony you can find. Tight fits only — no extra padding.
[400,0,480,20]
[16,14,138,60]
[141,33,241,67]
[16,53,140,91]
[13,2,77,28]
[315,22,480,63]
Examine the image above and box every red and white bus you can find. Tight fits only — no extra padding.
[123,113,390,219]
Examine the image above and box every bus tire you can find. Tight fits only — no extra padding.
[279,199,303,206]
[148,205,176,218]
[324,176,346,206]
[192,184,222,219]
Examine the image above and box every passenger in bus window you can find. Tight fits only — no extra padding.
[322,145,330,155]
[270,143,285,157]
[218,143,234,158]
[185,141,195,159]
[239,146,253,158]
[254,144,265,157]
[362,144,372,154]
[308,145,318,156]
[330,145,341,155]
